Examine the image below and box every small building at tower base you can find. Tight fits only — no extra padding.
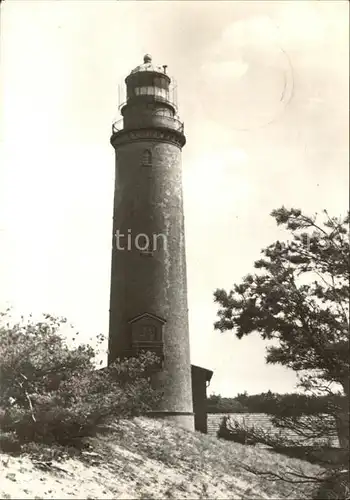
[191,365,213,433]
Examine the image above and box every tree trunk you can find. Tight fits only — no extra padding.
[335,389,349,450]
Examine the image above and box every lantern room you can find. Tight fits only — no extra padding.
[120,54,178,115]
[112,54,183,135]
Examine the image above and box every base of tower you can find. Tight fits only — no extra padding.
[146,411,195,431]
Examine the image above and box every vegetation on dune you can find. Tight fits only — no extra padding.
[0,309,330,499]
[0,311,161,455]
[0,417,326,499]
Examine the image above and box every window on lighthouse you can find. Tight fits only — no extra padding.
[134,86,168,100]
[141,149,152,167]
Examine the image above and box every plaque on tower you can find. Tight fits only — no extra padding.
[128,313,165,369]
[129,313,164,343]
[138,324,157,342]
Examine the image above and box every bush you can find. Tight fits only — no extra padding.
[0,312,161,450]
[0,430,22,454]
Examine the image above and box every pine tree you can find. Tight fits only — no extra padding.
[214,208,349,449]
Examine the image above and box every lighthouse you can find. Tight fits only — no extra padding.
[108,55,194,430]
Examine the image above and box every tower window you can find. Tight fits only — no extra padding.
[139,240,154,256]
[140,249,154,257]
[141,149,152,167]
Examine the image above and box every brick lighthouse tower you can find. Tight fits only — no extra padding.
[108,54,194,430]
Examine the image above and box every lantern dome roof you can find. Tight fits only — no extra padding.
[130,54,165,75]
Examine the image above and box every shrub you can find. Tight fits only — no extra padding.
[0,430,22,454]
[0,312,161,450]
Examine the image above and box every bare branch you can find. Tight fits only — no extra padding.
[238,461,328,484]
[19,372,36,422]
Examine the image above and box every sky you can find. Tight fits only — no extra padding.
[0,0,348,397]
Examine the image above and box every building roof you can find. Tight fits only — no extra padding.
[191,364,214,382]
